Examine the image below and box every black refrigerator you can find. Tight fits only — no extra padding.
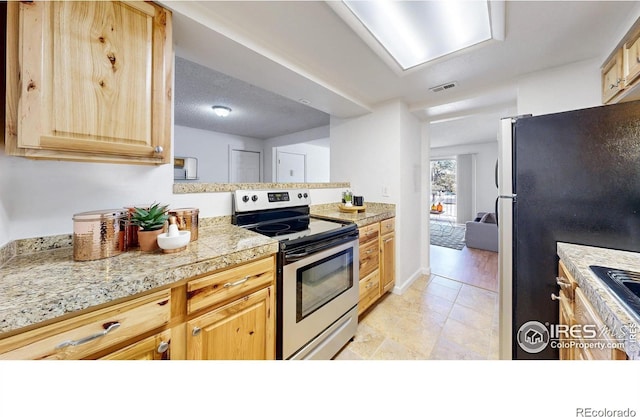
[497,99,640,360]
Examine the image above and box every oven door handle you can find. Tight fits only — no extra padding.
[284,233,357,262]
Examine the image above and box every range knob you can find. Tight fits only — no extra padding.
[242,195,250,203]
[303,193,308,198]
[298,193,303,199]
[251,195,258,202]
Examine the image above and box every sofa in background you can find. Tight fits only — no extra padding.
[465,212,498,252]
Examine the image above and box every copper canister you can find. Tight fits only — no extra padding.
[168,208,199,241]
[72,209,128,261]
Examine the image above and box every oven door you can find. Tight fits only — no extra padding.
[281,236,359,359]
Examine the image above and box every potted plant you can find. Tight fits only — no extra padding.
[129,202,169,252]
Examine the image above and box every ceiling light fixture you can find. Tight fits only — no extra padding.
[341,0,495,71]
[212,106,232,117]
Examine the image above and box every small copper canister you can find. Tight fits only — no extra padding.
[168,208,199,241]
[72,209,128,261]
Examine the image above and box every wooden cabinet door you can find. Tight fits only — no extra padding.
[558,295,574,360]
[186,286,275,360]
[5,1,172,164]
[624,28,640,86]
[99,329,171,360]
[602,49,624,103]
[380,232,395,295]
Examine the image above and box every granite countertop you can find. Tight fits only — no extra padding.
[311,202,395,227]
[0,224,278,337]
[557,242,640,359]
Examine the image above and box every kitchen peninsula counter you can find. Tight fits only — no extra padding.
[557,242,640,359]
[311,202,395,227]
[0,224,278,337]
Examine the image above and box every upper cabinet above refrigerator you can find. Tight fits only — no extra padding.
[4,1,173,165]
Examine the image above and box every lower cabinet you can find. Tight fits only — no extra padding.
[357,217,395,316]
[186,286,274,360]
[556,261,627,360]
[0,256,276,360]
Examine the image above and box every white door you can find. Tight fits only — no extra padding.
[277,151,306,182]
[229,149,261,183]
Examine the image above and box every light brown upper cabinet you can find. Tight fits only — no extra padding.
[602,18,640,105]
[5,1,173,165]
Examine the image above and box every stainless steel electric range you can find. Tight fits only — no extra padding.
[232,189,359,360]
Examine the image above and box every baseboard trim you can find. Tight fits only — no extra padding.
[392,268,424,295]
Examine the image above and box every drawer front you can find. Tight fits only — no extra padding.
[358,270,380,315]
[0,289,171,359]
[359,239,379,280]
[380,217,395,234]
[187,256,275,314]
[359,223,379,245]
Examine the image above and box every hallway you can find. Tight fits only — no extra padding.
[335,245,499,360]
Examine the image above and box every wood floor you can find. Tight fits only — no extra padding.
[429,244,498,292]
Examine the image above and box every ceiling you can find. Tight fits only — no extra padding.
[174,57,330,139]
[165,1,638,148]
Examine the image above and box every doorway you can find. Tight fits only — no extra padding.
[430,158,457,222]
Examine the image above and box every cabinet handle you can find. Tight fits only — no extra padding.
[224,275,251,288]
[55,322,121,349]
[157,341,170,354]
[192,327,201,337]
[154,146,164,154]
[609,78,624,89]
[366,249,373,254]
[551,293,562,301]
[556,277,571,289]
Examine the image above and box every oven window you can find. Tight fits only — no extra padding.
[296,248,354,322]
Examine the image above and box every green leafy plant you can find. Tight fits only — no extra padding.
[130,202,169,231]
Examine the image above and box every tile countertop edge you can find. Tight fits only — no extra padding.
[0,233,279,338]
[557,242,640,360]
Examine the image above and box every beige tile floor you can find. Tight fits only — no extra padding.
[334,274,500,360]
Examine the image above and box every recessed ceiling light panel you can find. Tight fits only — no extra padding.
[343,0,492,70]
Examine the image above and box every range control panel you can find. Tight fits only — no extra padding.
[234,189,311,212]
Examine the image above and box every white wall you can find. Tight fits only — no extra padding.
[431,142,498,217]
[517,58,601,116]
[398,103,423,288]
[331,102,400,202]
[174,125,264,183]
[331,101,422,292]
[263,125,330,182]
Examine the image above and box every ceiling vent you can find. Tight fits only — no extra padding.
[429,81,458,93]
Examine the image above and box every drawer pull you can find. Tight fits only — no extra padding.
[157,341,170,354]
[556,277,571,289]
[224,275,251,288]
[192,327,201,337]
[55,322,121,349]
[366,249,373,254]
[551,293,562,301]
